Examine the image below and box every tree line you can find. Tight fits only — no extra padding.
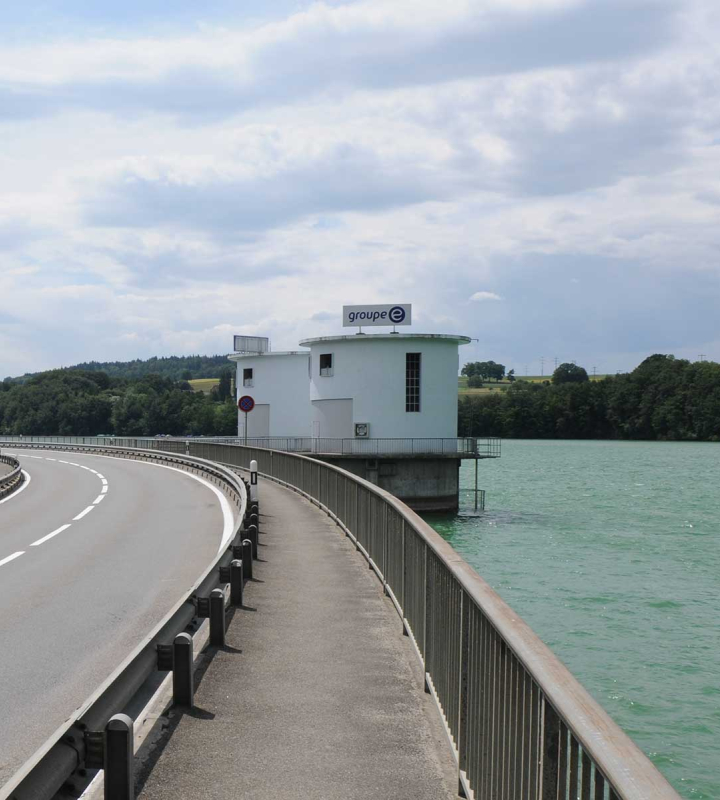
[0,368,238,437]
[460,355,720,441]
[6,353,232,384]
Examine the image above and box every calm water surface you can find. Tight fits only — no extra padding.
[427,440,719,800]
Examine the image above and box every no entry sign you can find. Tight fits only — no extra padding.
[238,395,255,413]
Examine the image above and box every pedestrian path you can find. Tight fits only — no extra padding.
[136,478,457,800]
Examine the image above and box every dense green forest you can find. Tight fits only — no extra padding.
[6,354,231,384]
[0,368,237,436]
[459,355,720,441]
[2,353,719,440]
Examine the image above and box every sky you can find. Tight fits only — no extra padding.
[1,0,719,378]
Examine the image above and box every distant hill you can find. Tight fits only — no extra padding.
[10,354,233,383]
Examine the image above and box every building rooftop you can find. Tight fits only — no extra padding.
[228,351,308,361]
[299,333,472,346]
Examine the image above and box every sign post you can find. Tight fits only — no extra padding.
[238,395,255,445]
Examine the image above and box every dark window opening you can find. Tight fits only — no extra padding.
[243,367,253,387]
[320,353,333,377]
[406,353,421,412]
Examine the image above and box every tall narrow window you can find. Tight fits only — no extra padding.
[406,353,421,412]
[320,353,333,377]
[243,368,253,387]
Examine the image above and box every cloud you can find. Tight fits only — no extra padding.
[0,0,679,123]
[1,0,720,378]
[470,291,502,302]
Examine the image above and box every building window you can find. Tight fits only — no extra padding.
[406,353,421,412]
[319,353,333,377]
[243,368,253,387]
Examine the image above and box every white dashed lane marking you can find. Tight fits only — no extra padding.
[1,455,110,553]
[0,551,25,567]
[73,506,95,521]
[30,524,71,547]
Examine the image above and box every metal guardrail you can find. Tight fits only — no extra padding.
[172,440,679,800]
[0,435,502,458]
[0,453,24,500]
[0,441,249,800]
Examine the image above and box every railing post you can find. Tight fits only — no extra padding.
[541,701,561,800]
[104,714,134,800]
[423,543,431,689]
[242,539,253,579]
[457,591,470,795]
[247,524,258,559]
[210,588,226,647]
[249,459,258,503]
[230,559,243,606]
[173,632,194,707]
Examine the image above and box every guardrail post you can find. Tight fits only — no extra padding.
[210,588,226,647]
[104,713,134,800]
[247,524,258,559]
[173,632,194,707]
[230,559,243,605]
[250,459,259,503]
[242,539,253,579]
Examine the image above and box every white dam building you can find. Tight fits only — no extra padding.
[229,324,498,511]
[300,333,470,440]
[228,349,310,438]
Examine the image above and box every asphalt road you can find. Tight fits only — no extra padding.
[0,449,233,786]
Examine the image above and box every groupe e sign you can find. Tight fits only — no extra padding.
[343,304,412,327]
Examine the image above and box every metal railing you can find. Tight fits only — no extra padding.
[0,435,501,458]
[0,453,23,500]
[174,439,679,800]
[0,441,248,800]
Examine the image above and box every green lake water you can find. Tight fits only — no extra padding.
[427,440,719,799]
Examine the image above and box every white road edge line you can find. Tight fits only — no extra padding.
[31,524,71,547]
[100,485,108,494]
[0,469,32,505]
[73,506,95,521]
[0,551,25,567]
[93,494,105,505]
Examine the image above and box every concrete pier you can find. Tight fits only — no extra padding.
[136,479,457,799]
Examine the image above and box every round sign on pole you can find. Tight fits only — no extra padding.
[238,395,255,413]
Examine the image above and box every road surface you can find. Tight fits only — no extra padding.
[0,449,234,786]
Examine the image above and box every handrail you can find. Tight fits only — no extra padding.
[0,453,24,500]
[177,440,680,800]
[0,435,502,458]
[0,442,248,800]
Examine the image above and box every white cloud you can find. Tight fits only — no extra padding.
[470,291,502,302]
[1,0,720,377]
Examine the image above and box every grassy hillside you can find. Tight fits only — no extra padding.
[458,374,608,395]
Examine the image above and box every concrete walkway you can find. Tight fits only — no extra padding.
[136,479,457,800]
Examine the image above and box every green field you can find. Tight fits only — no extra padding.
[189,378,220,394]
[458,374,608,394]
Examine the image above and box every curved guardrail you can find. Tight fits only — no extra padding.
[177,440,680,800]
[0,442,249,800]
[0,453,24,500]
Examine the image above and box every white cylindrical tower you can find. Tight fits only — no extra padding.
[228,351,311,437]
[298,334,470,440]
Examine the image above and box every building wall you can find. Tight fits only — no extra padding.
[230,352,311,437]
[312,455,461,512]
[305,336,464,439]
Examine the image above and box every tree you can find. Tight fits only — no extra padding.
[552,363,589,385]
[468,375,484,388]
[217,369,232,402]
[507,369,515,383]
